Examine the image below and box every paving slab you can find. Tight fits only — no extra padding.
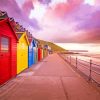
[62,77,100,100]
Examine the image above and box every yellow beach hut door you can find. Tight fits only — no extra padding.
[17,34,28,74]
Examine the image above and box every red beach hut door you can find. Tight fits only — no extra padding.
[0,36,11,84]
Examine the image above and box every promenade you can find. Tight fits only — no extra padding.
[0,53,100,100]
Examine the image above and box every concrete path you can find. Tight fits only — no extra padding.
[0,53,100,100]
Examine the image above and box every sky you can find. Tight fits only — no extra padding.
[0,0,100,53]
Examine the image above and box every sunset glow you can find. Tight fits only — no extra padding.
[55,43,100,54]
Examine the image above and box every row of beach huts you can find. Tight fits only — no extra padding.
[0,11,52,85]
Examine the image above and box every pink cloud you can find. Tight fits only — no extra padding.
[54,3,71,17]
[22,0,34,16]
[51,0,83,18]
[68,0,84,5]
[95,0,100,6]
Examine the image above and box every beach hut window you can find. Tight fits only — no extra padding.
[1,37,9,52]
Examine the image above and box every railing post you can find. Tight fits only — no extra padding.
[89,59,92,81]
[70,56,71,64]
[68,56,70,62]
[76,57,77,68]
[66,56,68,61]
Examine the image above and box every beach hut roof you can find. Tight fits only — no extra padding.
[15,22,25,32]
[0,10,8,20]
[16,32,29,45]
[0,18,18,41]
[9,17,17,31]
[16,32,23,39]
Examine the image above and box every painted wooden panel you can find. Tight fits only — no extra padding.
[38,48,42,61]
[28,44,33,67]
[41,49,44,59]
[0,36,11,84]
[33,48,35,64]
[33,47,38,63]
[17,33,28,74]
[43,49,48,58]
[0,19,17,85]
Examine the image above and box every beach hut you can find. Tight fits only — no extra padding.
[48,46,52,54]
[27,32,35,67]
[26,31,38,66]
[33,39,38,63]
[16,31,29,74]
[43,45,48,58]
[38,48,42,61]
[0,12,18,84]
[28,39,34,67]
[41,45,44,59]
[43,48,48,58]
[37,41,43,61]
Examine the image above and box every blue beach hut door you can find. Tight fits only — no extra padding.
[28,42,33,67]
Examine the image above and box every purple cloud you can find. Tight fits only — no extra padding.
[38,0,51,5]
[0,0,40,31]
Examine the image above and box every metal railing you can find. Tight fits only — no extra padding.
[59,54,100,86]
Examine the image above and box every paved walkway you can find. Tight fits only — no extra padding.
[0,53,100,100]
